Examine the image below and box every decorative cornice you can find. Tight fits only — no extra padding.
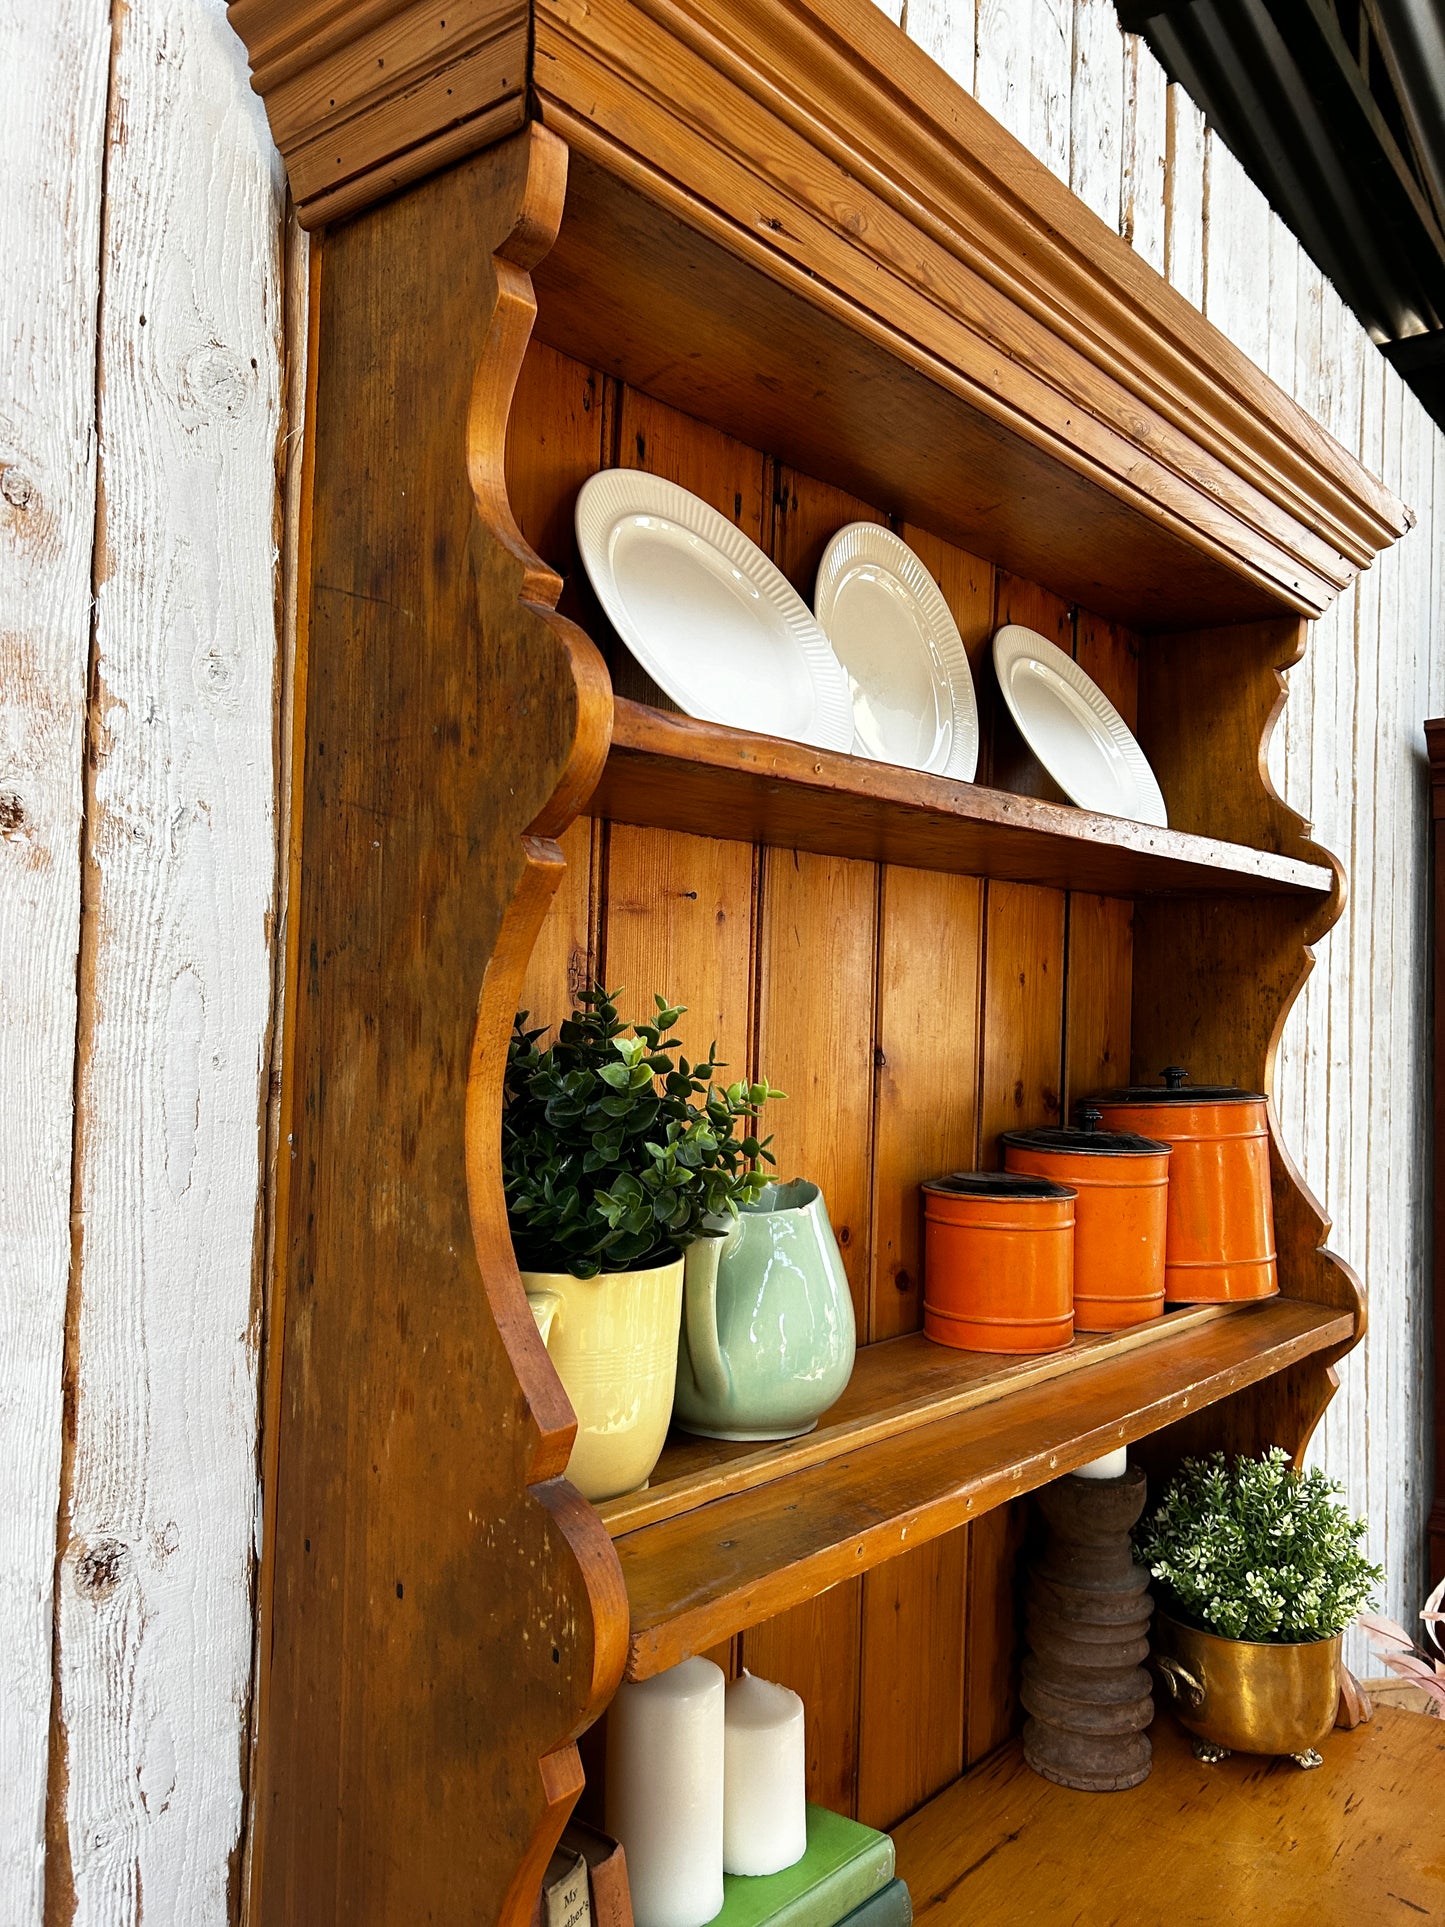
[231,0,1410,614]
[227,0,529,225]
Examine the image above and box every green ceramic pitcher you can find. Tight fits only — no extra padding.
[674,1178,856,1440]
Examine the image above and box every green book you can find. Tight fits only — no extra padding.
[833,1880,911,1927]
[706,1806,895,1927]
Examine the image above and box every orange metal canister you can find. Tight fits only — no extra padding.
[922,1172,1076,1354]
[1002,1110,1171,1332]
[1092,1067,1278,1303]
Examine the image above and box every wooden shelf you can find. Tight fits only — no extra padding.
[612,1298,1352,1679]
[600,1306,1239,1540]
[592,701,1334,898]
[892,1704,1445,1924]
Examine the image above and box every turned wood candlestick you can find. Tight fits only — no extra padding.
[1021,1465,1154,1791]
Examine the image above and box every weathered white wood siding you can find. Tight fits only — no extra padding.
[906,0,1440,1671]
[1,1,284,1922]
[55,2,284,1920]
[0,7,111,1920]
[2,0,1438,1915]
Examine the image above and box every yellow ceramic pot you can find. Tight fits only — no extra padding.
[522,1256,685,1503]
[1152,1611,1341,1766]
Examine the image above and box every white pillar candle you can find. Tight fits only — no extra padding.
[1075,1446,1129,1480]
[722,1671,807,1877]
[605,1656,725,1927]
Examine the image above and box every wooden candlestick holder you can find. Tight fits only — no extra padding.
[1021,1465,1154,1791]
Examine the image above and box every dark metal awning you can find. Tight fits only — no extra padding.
[1118,0,1445,427]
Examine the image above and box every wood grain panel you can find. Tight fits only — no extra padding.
[770,467,882,597]
[741,1584,863,1816]
[754,466,881,1332]
[1073,608,1139,727]
[991,574,1073,799]
[1063,613,1137,1120]
[619,387,765,538]
[963,1502,1029,1764]
[897,523,996,781]
[520,814,598,1039]
[756,848,878,1327]
[856,1531,968,1830]
[992,574,1071,649]
[506,344,607,1047]
[870,867,984,1340]
[701,1636,741,1679]
[1133,619,1337,974]
[601,825,755,1078]
[978,881,1067,1163]
[505,337,607,630]
[1063,894,1134,1115]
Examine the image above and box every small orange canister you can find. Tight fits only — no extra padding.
[1092,1067,1278,1304]
[1002,1108,1171,1332]
[922,1172,1076,1354]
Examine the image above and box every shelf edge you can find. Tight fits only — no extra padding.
[599,1304,1235,1539]
[619,1302,1354,1679]
[599,702,1336,898]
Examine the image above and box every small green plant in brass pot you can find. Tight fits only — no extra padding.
[503,985,783,1501]
[1137,1449,1381,1768]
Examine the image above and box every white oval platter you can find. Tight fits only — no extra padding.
[813,523,979,780]
[575,470,854,752]
[991,623,1168,826]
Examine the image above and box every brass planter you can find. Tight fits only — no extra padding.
[1152,1612,1340,1768]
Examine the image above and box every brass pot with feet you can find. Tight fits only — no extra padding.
[1152,1612,1341,1769]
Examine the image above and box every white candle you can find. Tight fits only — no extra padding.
[1075,1446,1129,1480]
[605,1656,725,1927]
[722,1671,807,1877]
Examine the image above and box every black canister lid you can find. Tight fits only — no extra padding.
[922,1171,1077,1201]
[1089,1065,1265,1106]
[1002,1105,1171,1157]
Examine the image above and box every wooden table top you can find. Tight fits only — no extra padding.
[893,1704,1445,1925]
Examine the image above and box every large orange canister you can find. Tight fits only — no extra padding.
[1092,1067,1278,1303]
[1002,1109,1171,1332]
[922,1172,1076,1354]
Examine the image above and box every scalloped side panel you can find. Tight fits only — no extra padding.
[254,127,626,1927]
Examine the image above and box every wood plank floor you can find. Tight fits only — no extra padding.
[894,1703,1445,1924]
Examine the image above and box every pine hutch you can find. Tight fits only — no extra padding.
[224,1,1410,1919]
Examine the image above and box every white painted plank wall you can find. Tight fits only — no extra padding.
[55,0,284,1916]
[0,7,110,1921]
[1,1,283,1923]
[903,0,1440,1667]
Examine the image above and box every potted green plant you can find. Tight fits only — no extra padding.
[504,984,782,1501]
[1138,1448,1382,1768]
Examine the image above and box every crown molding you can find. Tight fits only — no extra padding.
[229,0,1410,612]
